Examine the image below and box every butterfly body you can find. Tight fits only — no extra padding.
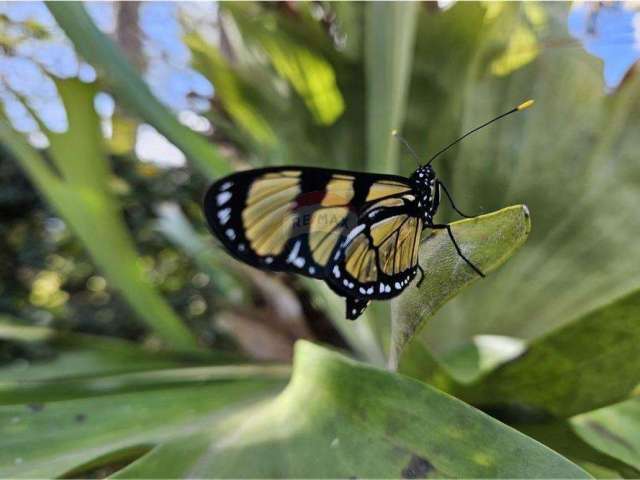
[204,165,443,320]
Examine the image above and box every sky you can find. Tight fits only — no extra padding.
[0,1,638,166]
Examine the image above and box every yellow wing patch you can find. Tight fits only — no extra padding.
[344,214,422,281]
[322,178,355,207]
[309,206,351,266]
[365,181,411,202]
[242,174,301,256]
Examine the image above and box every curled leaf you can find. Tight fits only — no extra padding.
[390,205,531,369]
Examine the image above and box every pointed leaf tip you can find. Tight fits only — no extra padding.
[390,205,531,369]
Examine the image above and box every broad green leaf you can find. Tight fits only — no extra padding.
[0,379,284,478]
[572,398,640,472]
[416,2,640,358]
[1,341,586,478]
[365,1,418,174]
[114,341,586,479]
[0,80,197,350]
[456,289,640,417]
[391,205,531,369]
[46,2,229,180]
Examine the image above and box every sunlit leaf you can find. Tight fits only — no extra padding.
[46,2,229,179]
[115,341,586,478]
[186,34,277,147]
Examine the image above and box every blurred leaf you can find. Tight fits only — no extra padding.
[155,203,246,300]
[490,24,539,76]
[420,2,640,358]
[365,1,418,174]
[46,2,229,180]
[0,377,284,478]
[47,79,110,192]
[226,3,345,126]
[457,288,640,417]
[114,341,586,478]
[0,80,197,350]
[391,205,531,369]
[516,419,640,478]
[108,114,137,155]
[0,321,236,389]
[572,398,640,472]
[302,280,386,366]
[437,335,527,384]
[186,34,277,147]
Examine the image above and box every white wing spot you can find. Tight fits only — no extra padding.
[225,228,236,240]
[217,208,231,225]
[345,224,365,245]
[287,241,302,263]
[217,191,232,206]
[309,266,316,275]
[265,257,274,264]
[220,181,233,191]
[293,257,305,268]
[333,265,341,278]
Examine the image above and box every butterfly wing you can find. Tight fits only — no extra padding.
[327,196,424,320]
[203,166,414,280]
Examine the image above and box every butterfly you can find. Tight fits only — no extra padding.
[203,100,533,320]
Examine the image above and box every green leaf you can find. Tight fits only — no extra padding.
[46,2,229,180]
[226,3,345,126]
[0,379,284,478]
[0,321,238,393]
[365,1,418,174]
[455,288,640,417]
[116,341,586,478]
[1,341,586,478]
[0,80,197,350]
[391,205,531,369]
[572,398,640,472]
[515,419,640,478]
[185,33,277,147]
[417,2,640,358]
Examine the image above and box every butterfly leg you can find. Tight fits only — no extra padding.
[429,223,485,278]
[416,264,425,288]
[438,181,473,218]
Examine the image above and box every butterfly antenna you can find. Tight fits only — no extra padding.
[426,99,534,166]
[392,130,421,168]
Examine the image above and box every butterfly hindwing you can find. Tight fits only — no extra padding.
[327,197,424,307]
[203,167,414,282]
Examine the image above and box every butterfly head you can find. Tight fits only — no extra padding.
[410,165,439,222]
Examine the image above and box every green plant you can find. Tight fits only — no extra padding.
[2,2,640,478]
